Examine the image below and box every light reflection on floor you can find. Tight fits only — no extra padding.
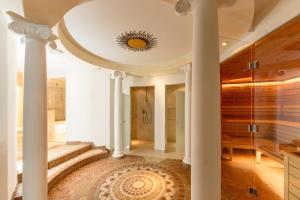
[222,149,284,200]
[125,140,184,162]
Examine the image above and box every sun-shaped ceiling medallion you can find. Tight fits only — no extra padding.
[117,31,158,52]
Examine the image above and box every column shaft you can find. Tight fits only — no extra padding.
[183,65,191,165]
[113,74,124,158]
[191,0,221,199]
[23,37,48,200]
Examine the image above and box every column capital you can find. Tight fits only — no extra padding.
[180,63,192,73]
[7,11,56,41]
[111,70,127,79]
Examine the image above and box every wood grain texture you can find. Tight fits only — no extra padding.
[284,152,300,200]
[221,16,300,146]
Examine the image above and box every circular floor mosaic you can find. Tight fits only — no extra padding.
[98,165,175,200]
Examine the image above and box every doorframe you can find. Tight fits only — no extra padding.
[129,86,155,150]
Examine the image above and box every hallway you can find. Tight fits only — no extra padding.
[125,140,183,162]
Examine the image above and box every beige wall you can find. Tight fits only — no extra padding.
[48,86,66,121]
[131,87,155,141]
[166,84,185,142]
[17,73,66,124]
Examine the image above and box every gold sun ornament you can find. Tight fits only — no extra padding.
[117,31,158,52]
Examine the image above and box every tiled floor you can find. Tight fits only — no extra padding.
[48,155,191,200]
[47,148,283,200]
[15,148,108,199]
[125,140,184,162]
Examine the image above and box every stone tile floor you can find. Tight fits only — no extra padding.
[48,150,283,200]
[48,155,191,200]
[125,140,184,161]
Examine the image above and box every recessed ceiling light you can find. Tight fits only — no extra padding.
[222,42,228,46]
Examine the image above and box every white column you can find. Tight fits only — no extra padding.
[154,81,166,151]
[182,64,191,165]
[112,71,124,158]
[190,0,221,200]
[23,36,48,200]
[8,12,55,200]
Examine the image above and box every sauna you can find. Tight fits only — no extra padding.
[221,16,300,199]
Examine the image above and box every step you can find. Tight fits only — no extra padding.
[17,142,93,183]
[14,148,108,200]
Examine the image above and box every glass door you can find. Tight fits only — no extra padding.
[252,17,300,200]
[220,39,256,198]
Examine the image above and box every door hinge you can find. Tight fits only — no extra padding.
[248,124,259,133]
[248,187,258,197]
[248,60,259,70]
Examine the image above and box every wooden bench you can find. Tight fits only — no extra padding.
[223,135,298,164]
[221,135,233,160]
[255,142,296,164]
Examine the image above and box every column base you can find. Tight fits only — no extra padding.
[183,156,191,165]
[112,151,124,159]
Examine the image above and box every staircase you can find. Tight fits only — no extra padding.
[13,142,109,200]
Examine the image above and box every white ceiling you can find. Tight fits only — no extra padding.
[1,0,268,75]
[63,0,254,72]
[64,0,192,67]
[218,0,255,52]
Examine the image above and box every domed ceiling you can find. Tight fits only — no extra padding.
[58,0,255,76]
[63,0,192,67]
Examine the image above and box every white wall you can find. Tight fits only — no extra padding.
[65,62,113,148]
[0,11,17,200]
[124,72,185,151]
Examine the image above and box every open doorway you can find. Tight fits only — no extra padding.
[16,73,66,162]
[130,86,155,152]
[165,84,185,155]
[47,77,66,145]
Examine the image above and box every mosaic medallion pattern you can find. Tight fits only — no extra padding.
[98,165,175,200]
[48,156,190,200]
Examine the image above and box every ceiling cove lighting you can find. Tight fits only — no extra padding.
[116,31,158,52]
[222,76,300,88]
